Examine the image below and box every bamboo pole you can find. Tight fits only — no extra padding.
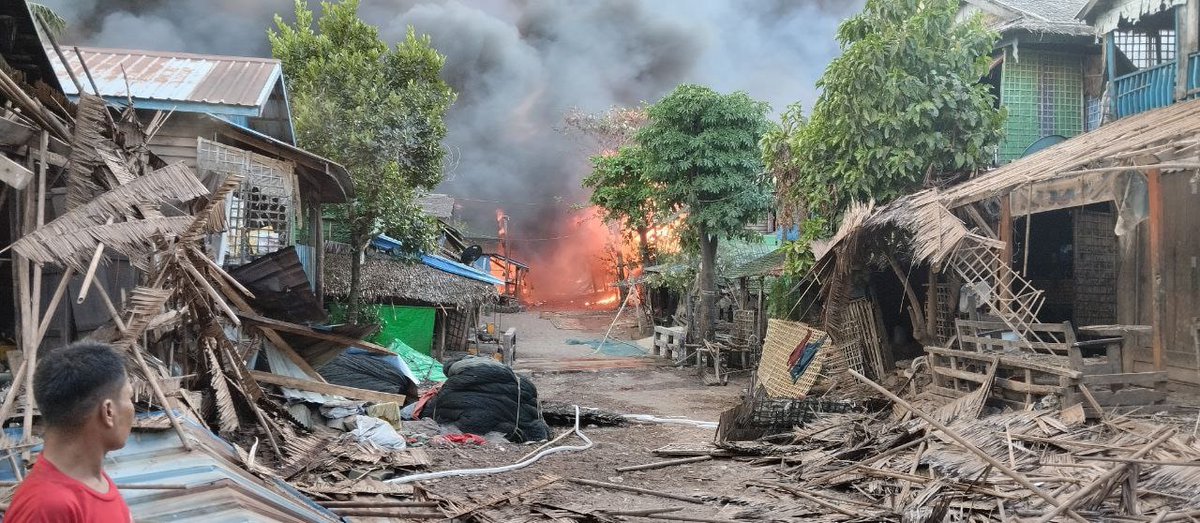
[179,255,240,326]
[35,268,75,343]
[847,369,1089,523]
[18,151,35,444]
[76,217,114,304]
[1033,429,1175,523]
[129,344,192,451]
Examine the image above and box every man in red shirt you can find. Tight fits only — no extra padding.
[5,342,135,522]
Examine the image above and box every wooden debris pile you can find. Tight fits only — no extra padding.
[726,372,1200,522]
[0,58,437,516]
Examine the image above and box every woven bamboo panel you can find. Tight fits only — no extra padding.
[758,319,833,398]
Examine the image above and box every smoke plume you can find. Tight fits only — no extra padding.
[42,0,862,300]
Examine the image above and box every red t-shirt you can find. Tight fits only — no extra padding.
[4,458,132,523]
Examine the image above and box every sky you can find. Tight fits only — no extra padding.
[42,0,863,295]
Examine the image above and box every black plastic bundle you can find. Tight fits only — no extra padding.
[426,357,550,442]
[319,348,418,401]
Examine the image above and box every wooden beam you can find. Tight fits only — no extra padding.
[0,154,32,190]
[248,370,405,404]
[963,203,998,239]
[1147,168,1165,372]
[237,312,393,356]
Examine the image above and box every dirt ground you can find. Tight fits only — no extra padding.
[413,308,781,522]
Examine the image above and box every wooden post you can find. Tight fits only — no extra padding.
[437,311,447,360]
[925,267,938,342]
[307,205,325,306]
[1147,168,1166,372]
[1177,4,1191,101]
[998,195,1014,314]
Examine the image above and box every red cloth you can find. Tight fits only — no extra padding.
[5,458,132,523]
[411,382,444,419]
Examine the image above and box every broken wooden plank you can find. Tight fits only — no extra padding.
[0,152,32,189]
[615,456,712,473]
[566,477,704,504]
[924,347,1082,378]
[238,312,393,356]
[248,370,405,405]
[448,474,561,518]
[1080,372,1168,387]
[1032,429,1175,523]
[847,370,1089,523]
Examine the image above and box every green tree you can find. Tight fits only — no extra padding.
[638,84,772,341]
[771,0,1002,272]
[583,146,656,267]
[269,0,455,320]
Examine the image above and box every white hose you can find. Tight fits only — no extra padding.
[623,414,718,430]
[385,405,593,484]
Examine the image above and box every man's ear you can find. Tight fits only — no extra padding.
[99,398,117,429]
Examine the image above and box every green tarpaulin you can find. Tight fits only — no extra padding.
[371,305,436,355]
[389,340,446,382]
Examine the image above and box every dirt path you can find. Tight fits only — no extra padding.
[414,310,770,521]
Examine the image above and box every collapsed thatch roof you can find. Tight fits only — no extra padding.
[323,252,497,307]
[819,96,1200,266]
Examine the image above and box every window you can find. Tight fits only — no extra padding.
[1113,29,1177,69]
[197,138,301,266]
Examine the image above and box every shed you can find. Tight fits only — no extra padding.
[815,97,1200,386]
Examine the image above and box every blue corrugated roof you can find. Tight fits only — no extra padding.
[421,253,505,285]
[372,234,504,285]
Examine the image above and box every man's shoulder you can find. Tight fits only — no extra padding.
[7,482,85,521]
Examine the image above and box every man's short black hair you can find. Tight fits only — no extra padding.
[33,342,128,429]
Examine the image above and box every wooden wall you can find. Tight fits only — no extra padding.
[143,112,222,170]
[1124,170,1200,384]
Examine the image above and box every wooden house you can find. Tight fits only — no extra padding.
[959,0,1102,163]
[47,47,352,304]
[1079,0,1199,119]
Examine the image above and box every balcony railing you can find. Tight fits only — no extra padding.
[1113,52,1200,118]
[1113,60,1175,118]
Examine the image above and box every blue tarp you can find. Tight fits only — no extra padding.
[371,234,504,285]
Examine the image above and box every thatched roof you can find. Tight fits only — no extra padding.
[819,96,1200,265]
[323,252,497,307]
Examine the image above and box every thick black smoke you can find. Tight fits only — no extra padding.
[42,0,861,295]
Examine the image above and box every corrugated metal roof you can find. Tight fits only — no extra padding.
[47,47,281,115]
[0,416,339,522]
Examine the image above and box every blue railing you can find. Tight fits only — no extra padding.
[1188,51,1200,98]
[1113,60,1176,118]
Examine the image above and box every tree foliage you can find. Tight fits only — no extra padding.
[639,85,773,246]
[638,84,772,340]
[584,147,654,230]
[269,0,455,316]
[769,0,1002,272]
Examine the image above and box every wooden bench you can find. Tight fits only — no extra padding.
[926,319,1166,413]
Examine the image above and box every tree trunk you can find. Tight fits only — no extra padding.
[615,250,627,301]
[348,238,365,324]
[697,225,718,342]
[636,225,652,267]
